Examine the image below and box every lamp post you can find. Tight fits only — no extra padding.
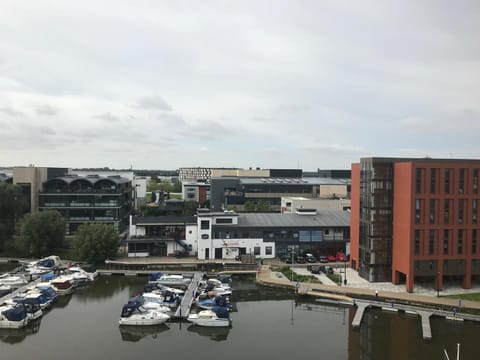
[344,259,347,285]
[436,271,440,298]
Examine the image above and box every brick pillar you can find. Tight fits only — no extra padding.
[463,259,472,289]
[406,273,414,293]
[393,270,400,285]
[436,261,444,291]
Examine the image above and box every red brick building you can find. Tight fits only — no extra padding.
[350,157,480,292]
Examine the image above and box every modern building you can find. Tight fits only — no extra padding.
[281,196,351,213]
[12,166,69,212]
[210,177,348,212]
[182,181,210,205]
[350,157,480,292]
[179,167,302,182]
[127,215,197,257]
[127,209,350,260]
[39,174,133,234]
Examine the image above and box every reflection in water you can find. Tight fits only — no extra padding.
[0,318,42,344]
[52,294,72,308]
[187,324,230,341]
[119,324,170,342]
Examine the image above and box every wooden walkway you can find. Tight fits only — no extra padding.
[0,278,41,304]
[174,272,203,319]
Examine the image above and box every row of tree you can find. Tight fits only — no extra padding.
[0,183,120,264]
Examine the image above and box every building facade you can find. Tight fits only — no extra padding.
[39,174,133,234]
[350,157,480,292]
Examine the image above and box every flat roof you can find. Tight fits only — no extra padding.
[232,211,350,228]
[134,216,197,225]
[237,177,347,185]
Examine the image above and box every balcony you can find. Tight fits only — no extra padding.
[94,216,115,221]
[70,202,91,207]
[42,202,66,207]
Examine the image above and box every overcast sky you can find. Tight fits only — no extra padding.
[1,1,479,170]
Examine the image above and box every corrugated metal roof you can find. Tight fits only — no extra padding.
[239,177,346,185]
[235,210,350,228]
[135,216,197,225]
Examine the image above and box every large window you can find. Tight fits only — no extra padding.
[415,168,423,194]
[444,168,451,194]
[474,169,478,194]
[414,230,420,256]
[265,246,273,255]
[473,230,477,254]
[415,199,421,224]
[443,230,449,255]
[429,230,435,255]
[200,220,210,230]
[254,246,261,255]
[458,230,463,255]
[459,168,465,194]
[473,199,478,224]
[458,199,464,224]
[444,199,450,224]
[216,218,233,224]
[429,199,436,224]
[430,168,437,194]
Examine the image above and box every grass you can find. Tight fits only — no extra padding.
[279,266,321,283]
[445,293,480,302]
[327,273,342,284]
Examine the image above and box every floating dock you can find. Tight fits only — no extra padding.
[174,272,203,319]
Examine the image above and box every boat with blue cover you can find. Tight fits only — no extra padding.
[195,295,232,311]
[118,302,170,326]
[0,305,29,329]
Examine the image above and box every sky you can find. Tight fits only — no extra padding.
[1,0,480,171]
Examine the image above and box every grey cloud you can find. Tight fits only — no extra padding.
[136,96,173,111]
[92,112,122,123]
[0,107,25,117]
[36,104,57,116]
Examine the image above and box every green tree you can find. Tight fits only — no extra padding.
[72,223,120,264]
[15,210,65,257]
[183,201,199,216]
[0,183,28,251]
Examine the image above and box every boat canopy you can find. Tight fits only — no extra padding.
[149,272,164,282]
[211,306,230,319]
[1,306,27,321]
[120,303,143,318]
[41,272,57,281]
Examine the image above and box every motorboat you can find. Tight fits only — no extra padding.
[0,305,29,329]
[141,290,180,308]
[62,267,96,286]
[31,283,58,304]
[197,282,232,300]
[153,274,191,287]
[187,306,231,327]
[0,274,28,289]
[24,255,61,278]
[8,297,43,321]
[143,283,185,296]
[127,296,171,313]
[14,290,53,310]
[195,295,232,311]
[118,302,170,326]
[49,276,74,295]
[0,284,13,297]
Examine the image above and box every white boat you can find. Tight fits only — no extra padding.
[118,303,170,326]
[144,283,185,296]
[154,274,191,287]
[0,274,28,289]
[141,291,180,308]
[127,296,171,313]
[187,307,231,327]
[7,297,43,321]
[0,305,29,329]
[49,276,74,295]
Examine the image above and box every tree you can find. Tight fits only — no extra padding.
[15,210,65,257]
[72,223,120,264]
[0,183,28,251]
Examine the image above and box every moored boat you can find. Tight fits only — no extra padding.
[0,305,29,329]
[187,306,231,327]
[118,302,170,326]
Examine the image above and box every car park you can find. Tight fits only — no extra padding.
[327,255,337,262]
[336,252,347,262]
[295,256,306,264]
[305,254,317,263]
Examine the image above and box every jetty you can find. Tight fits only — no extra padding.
[173,272,203,319]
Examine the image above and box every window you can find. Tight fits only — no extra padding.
[472,229,477,254]
[459,168,465,194]
[458,230,463,255]
[254,246,261,255]
[429,199,436,224]
[200,220,210,230]
[265,246,272,255]
[458,199,464,224]
[444,199,450,224]
[429,230,435,255]
[299,231,311,242]
[473,199,478,224]
[201,234,209,239]
[216,218,233,224]
[414,230,420,256]
[430,168,437,194]
[474,169,479,194]
[443,230,449,255]
[415,168,422,194]
[415,199,421,224]
[444,169,450,194]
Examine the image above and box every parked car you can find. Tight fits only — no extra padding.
[336,252,347,262]
[327,255,337,262]
[318,256,328,263]
[309,265,321,274]
[305,254,317,263]
[295,256,306,264]
[320,265,334,275]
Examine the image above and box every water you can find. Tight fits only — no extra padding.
[1,275,479,359]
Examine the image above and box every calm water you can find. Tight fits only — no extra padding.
[1,273,479,360]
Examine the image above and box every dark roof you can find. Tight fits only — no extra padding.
[134,216,197,225]
[360,157,480,164]
[238,177,346,185]
[45,174,130,185]
[233,211,350,228]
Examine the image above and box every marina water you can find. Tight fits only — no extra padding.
[1,272,479,360]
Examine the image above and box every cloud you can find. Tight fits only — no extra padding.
[92,112,122,123]
[0,107,25,117]
[36,104,57,116]
[135,96,173,111]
